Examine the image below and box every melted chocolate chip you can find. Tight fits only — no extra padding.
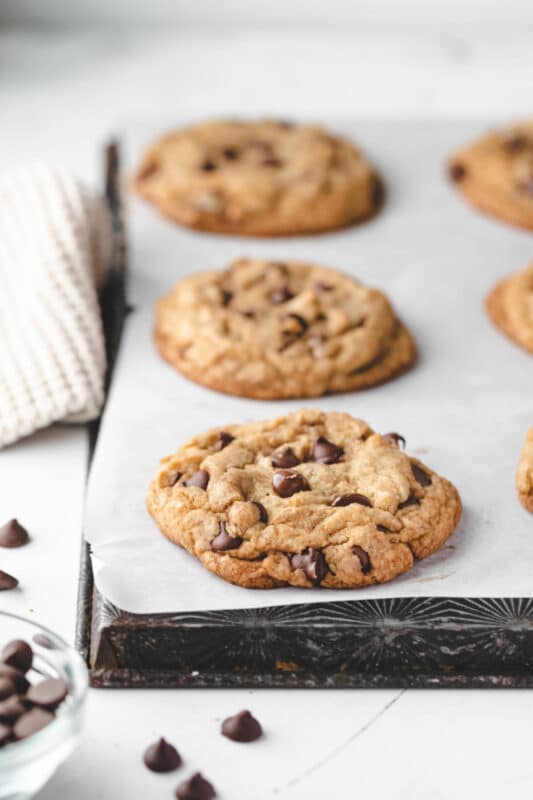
[352,545,372,574]
[176,772,216,800]
[411,463,432,487]
[449,162,466,182]
[271,285,294,305]
[2,641,32,674]
[26,678,68,710]
[312,436,344,464]
[215,431,234,450]
[271,446,300,468]
[212,521,242,552]
[201,160,217,172]
[291,548,328,584]
[251,502,268,524]
[376,524,390,533]
[220,290,233,306]
[13,708,54,741]
[223,147,239,160]
[272,469,310,497]
[143,737,182,773]
[184,470,209,489]
[383,432,406,449]
[0,571,18,591]
[221,710,262,742]
[332,493,372,508]
[0,519,29,548]
[398,495,420,510]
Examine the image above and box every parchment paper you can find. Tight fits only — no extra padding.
[85,118,533,613]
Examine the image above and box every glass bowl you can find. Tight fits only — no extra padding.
[0,612,88,800]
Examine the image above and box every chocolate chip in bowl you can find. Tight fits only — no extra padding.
[0,612,87,800]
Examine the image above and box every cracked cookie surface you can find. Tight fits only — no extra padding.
[449,119,533,230]
[486,262,533,354]
[134,119,381,236]
[517,428,533,513]
[154,258,416,399]
[146,409,462,589]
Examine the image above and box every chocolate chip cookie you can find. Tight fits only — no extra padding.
[146,409,462,589]
[517,428,533,513]
[486,262,533,354]
[448,120,533,230]
[154,258,416,399]
[134,119,381,236]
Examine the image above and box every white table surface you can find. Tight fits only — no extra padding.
[1,22,532,799]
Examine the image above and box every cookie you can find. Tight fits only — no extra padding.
[517,428,533,513]
[486,262,533,354]
[134,119,381,236]
[154,258,416,399]
[146,409,462,589]
[448,120,533,230]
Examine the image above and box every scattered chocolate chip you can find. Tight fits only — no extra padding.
[0,722,11,744]
[201,160,217,172]
[383,432,406,449]
[0,695,27,724]
[143,737,182,773]
[215,431,234,451]
[221,710,262,742]
[262,157,282,167]
[26,678,68,710]
[352,545,372,574]
[502,132,526,152]
[271,446,300,468]
[272,470,310,498]
[176,772,216,800]
[314,282,333,293]
[0,665,29,694]
[411,463,432,487]
[184,470,210,489]
[449,162,466,182]
[251,502,268,524]
[312,436,344,464]
[271,285,294,305]
[0,519,29,548]
[376,524,389,533]
[398,495,420,510]
[212,522,242,552]
[13,708,54,741]
[220,290,233,307]
[0,677,16,701]
[332,493,372,508]
[32,633,55,649]
[162,470,182,488]
[0,571,18,591]
[291,548,328,584]
[223,147,239,160]
[2,640,33,674]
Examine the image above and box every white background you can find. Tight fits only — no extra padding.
[1,4,533,798]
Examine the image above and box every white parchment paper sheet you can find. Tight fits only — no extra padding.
[85,118,533,613]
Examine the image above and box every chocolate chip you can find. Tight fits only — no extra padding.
[411,463,432,487]
[271,446,300,468]
[0,519,29,548]
[0,666,29,694]
[398,495,420,510]
[272,470,310,497]
[201,160,217,172]
[241,310,255,318]
[223,147,239,160]
[221,710,262,742]
[376,524,389,533]
[271,285,294,305]
[312,436,344,464]
[2,640,33,674]
[332,493,372,508]
[383,432,406,449]
[291,548,328,584]
[220,290,233,307]
[0,695,27,724]
[0,722,11,745]
[0,571,18,591]
[314,282,333,293]
[449,162,466,182]
[282,313,308,334]
[26,678,68,710]
[176,772,216,800]
[251,501,268,524]
[143,737,182,773]
[212,521,242,552]
[0,677,16,701]
[215,431,234,451]
[262,157,282,167]
[352,545,372,574]
[13,708,54,741]
[502,132,526,152]
[184,470,209,489]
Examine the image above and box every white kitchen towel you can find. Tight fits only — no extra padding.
[0,164,110,448]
